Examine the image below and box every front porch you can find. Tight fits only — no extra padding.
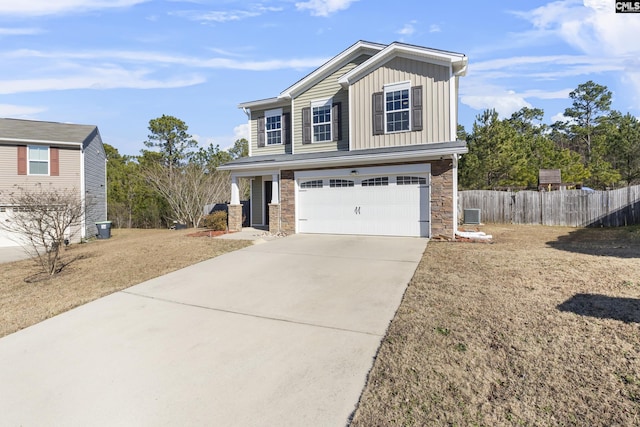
[228,171,282,234]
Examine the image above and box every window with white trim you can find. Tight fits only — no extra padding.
[385,82,410,133]
[397,176,427,185]
[28,146,49,175]
[300,180,323,189]
[329,179,354,188]
[312,99,332,143]
[265,108,282,145]
[362,177,389,187]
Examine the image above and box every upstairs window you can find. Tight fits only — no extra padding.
[265,108,282,145]
[385,82,410,133]
[28,146,49,175]
[373,83,423,135]
[312,99,332,143]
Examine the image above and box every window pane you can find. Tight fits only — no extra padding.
[29,161,48,175]
[29,146,48,161]
[312,104,332,142]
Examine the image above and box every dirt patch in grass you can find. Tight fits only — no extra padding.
[352,224,640,427]
[0,228,251,338]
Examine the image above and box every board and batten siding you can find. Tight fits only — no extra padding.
[83,131,107,236]
[350,57,451,150]
[249,107,292,156]
[0,144,82,198]
[293,54,372,154]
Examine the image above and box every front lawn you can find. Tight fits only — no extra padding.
[352,225,640,426]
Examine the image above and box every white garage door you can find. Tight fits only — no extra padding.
[297,169,430,237]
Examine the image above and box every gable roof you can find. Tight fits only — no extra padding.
[238,41,467,110]
[0,118,99,147]
[338,42,467,88]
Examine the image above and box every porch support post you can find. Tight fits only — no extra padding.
[271,173,279,204]
[230,174,240,205]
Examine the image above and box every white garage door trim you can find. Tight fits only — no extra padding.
[295,164,431,237]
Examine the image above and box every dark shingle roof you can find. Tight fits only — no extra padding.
[0,118,97,144]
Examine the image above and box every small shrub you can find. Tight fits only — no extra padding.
[202,211,227,231]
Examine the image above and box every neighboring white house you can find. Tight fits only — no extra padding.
[0,118,107,247]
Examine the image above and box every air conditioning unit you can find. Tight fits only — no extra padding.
[463,208,481,225]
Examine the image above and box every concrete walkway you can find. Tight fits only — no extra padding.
[0,234,427,426]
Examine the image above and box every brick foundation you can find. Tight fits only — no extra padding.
[227,204,243,232]
[268,203,281,233]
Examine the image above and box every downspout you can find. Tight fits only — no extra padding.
[452,153,459,239]
[242,107,252,157]
[80,147,86,240]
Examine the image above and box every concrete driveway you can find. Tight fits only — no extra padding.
[0,234,427,426]
[0,246,31,264]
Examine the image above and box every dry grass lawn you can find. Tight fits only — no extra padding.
[352,224,640,427]
[0,229,250,338]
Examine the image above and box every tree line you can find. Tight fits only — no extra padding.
[106,114,248,229]
[459,81,640,190]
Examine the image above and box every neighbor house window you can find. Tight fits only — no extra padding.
[28,146,49,175]
[385,82,410,133]
[312,99,332,143]
[265,109,282,145]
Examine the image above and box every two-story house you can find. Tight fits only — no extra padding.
[0,118,107,247]
[219,41,468,238]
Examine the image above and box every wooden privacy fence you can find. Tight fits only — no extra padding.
[458,185,640,227]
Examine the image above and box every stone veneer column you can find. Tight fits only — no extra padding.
[227,204,243,232]
[268,203,281,233]
[279,170,295,234]
[430,159,455,239]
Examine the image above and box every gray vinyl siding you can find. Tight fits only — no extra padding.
[293,54,371,154]
[251,177,263,225]
[0,143,81,197]
[250,108,292,155]
[83,130,107,236]
[350,57,452,150]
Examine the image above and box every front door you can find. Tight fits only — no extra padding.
[264,181,272,226]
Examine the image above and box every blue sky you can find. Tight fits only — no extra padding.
[1,0,639,156]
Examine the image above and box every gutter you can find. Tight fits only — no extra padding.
[219,145,468,172]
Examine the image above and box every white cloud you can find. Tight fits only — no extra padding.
[0,67,205,94]
[173,5,282,23]
[295,0,358,17]
[429,24,441,33]
[461,93,532,118]
[234,123,249,141]
[0,104,46,116]
[397,22,415,36]
[2,48,329,72]
[0,0,149,16]
[0,27,43,36]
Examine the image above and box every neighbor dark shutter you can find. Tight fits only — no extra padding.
[282,112,291,145]
[411,86,423,131]
[257,116,265,147]
[50,147,60,176]
[302,107,311,144]
[331,102,341,142]
[17,146,27,175]
[372,92,384,135]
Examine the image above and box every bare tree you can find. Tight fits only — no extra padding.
[144,163,230,228]
[0,185,87,276]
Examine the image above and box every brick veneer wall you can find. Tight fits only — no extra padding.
[268,203,281,233]
[430,159,455,238]
[227,204,243,232]
[277,161,455,238]
[280,170,295,234]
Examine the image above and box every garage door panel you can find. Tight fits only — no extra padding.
[297,173,430,237]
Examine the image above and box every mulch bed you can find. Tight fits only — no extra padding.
[186,229,235,238]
